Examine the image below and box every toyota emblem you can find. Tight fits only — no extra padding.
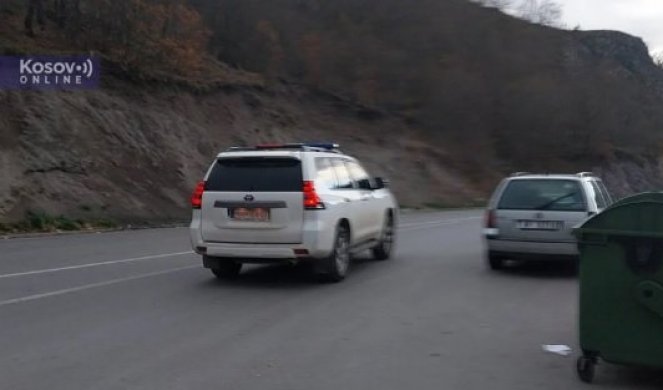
[244,194,255,202]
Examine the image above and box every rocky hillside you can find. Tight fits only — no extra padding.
[2,0,663,225]
[0,77,486,224]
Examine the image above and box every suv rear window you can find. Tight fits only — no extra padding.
[206,157,302,192]
[498,179,587,211]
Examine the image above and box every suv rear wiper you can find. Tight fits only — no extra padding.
[534,192,578,210]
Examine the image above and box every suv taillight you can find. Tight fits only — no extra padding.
[303,181,325,210]
[485,209,496,228]
[191,181,205,209]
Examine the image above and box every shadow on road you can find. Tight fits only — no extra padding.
[195,254,380,290]
[497,260,578,279]
[598,365,663,389]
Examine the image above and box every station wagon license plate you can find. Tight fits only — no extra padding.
[229,207,270,222]
[516,220,563,231]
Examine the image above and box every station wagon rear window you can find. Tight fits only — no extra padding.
[206,157,302,192]
[498,179,587,211]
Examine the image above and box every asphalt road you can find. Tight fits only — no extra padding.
[0,210,660,390]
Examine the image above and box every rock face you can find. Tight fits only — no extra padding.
[571,30,663,197]
[578,31,656,73]
[572,30,663,94]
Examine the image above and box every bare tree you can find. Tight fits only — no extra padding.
[516,0,563,27]
[653,51,663,68]
[24,0,45,37]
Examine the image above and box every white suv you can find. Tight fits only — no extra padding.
[189,143,398,282]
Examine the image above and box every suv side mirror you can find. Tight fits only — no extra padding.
[373,177,389,190]
[357,178,373,191]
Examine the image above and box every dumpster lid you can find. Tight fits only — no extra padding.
[610,192,663,208]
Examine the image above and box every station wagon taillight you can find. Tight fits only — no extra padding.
[191,181,206,209]
[485,209,497,228]
[303,181,325,210]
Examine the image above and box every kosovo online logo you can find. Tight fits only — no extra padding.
[0,55,100,90]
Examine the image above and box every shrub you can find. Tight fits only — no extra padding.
[65,0,210,74]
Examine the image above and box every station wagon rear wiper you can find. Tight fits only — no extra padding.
[534,192,579,210]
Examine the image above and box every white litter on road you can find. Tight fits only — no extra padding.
[542,345,573,356]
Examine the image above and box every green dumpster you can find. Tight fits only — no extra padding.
[573,195,663,383]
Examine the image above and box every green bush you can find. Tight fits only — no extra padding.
[1,211,120,234]
[22,211,93,232]
[96,219,118,229]
[55,216,80,231]
[26,211,51,231]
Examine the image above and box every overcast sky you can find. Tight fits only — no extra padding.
[557,0,663,53]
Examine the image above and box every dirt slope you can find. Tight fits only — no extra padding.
[0,79,488,224]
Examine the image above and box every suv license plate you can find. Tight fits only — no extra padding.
[516,220,563,231]
[230,207,270,222]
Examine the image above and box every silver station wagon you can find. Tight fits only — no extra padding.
[483,172,613,270]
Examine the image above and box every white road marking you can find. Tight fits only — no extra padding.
[0,265,198,308]
[399,217,481,231]
[0,251,194,280]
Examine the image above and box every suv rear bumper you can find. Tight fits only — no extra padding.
[201,243,308,260]
[486,238,579,259]
[190,210,335,261]
[202,252,300,266]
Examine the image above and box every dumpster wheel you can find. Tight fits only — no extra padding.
[576,356,596,384]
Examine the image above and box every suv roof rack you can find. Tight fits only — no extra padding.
[226,143,342,153]
[510,172,532,177]
[576,172,596,178]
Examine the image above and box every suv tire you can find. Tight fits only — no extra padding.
[318,224,351,283]
[372,213,395,260]
[211,260,243,279]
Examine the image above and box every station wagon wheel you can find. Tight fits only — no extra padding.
[211,261,243,280]
[373,214,395,260]
[487,252,505,270]
[318,224,351,283]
